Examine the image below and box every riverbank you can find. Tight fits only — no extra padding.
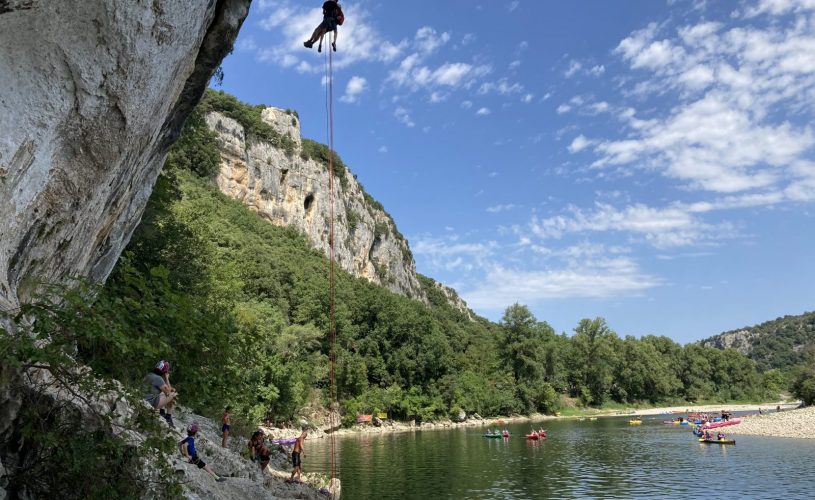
[632,401,799,416]
[723,406,815,439]
[258,401,801,442]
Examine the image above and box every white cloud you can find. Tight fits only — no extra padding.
[414,26,451,55]
[589,64,606,76]
[565,60,583,78]
[508,1,521,12]
[340,76,368,103]
[568,135,594,153]
[461,100,473,109]
[476,107,491,116]
[462,258,660,310]
[587,8,815,196]
[744,0,815,17]
[429,91,449,103]
[556,104,572,114]
[522,93,534,103]
[394,107,415,127]
[486,204,517,213]
[378,145,388,153]
[529,202,736,248]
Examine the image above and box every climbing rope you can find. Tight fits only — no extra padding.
[324,38,338,496]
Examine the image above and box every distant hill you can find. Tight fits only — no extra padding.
[700,311,815,371]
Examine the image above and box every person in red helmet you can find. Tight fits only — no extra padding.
[303,1,344,53]
[179,422,226,482]
[143,360,178,427]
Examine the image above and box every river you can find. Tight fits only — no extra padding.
[304,415,815,499]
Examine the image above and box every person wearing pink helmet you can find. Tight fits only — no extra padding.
[179,422,226,482]
[143,360,178,427]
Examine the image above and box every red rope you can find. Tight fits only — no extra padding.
[326,39,338,496]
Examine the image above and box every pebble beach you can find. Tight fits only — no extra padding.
[723,406,815,439]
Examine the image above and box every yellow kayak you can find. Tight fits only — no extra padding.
[628,420,643,425]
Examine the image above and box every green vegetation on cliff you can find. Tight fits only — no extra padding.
[701,311,815,372]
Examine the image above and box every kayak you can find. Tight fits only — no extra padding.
[526,433,539,440]
[272,437,297,445]
[699,438,736,445]
[702,418,742,429]
[483,433,504,438]
[628,420,643,425]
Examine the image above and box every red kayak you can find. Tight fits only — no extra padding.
[702,418,742,429]
[526,433,539,440]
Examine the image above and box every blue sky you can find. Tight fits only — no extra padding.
[219,0,815,343]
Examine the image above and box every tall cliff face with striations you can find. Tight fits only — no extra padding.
[0,0,251,322]
[206,108,428,301]
[0,2,252,498]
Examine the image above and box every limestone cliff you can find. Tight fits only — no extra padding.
[700,311,815,370]
[0,0,250,322]
[206,109,428,301]
[1,1,254,498]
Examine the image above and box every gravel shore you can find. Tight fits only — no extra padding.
[723,406,815,439]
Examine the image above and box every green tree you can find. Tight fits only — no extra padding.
[570,318,618,406]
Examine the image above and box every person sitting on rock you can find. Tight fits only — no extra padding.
[248,429,270,472]
[179,422,226,482]
[143,360,178,428]
[303,1,343,53]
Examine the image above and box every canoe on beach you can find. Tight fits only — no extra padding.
[702,418,742,429]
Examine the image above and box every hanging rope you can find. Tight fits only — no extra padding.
[324,37,338,497]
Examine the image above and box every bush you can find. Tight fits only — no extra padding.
[792,366,815,406]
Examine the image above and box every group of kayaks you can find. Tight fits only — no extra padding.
[483,428,549,440]
[661,414,740,445]
[483,430,510,438]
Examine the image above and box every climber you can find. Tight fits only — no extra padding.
[303,1,344,53]
[143,360,178,428]
[179,422,227,482]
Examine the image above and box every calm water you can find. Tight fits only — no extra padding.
[304,415,815,499]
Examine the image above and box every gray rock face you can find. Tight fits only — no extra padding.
[0,0,251,323]
[0,1,251,497]
[207,109,427,301]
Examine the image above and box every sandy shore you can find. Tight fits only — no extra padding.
[721,406,815,439]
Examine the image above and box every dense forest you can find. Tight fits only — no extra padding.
[40,91,791,426]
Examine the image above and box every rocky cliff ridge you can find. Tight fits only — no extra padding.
[207,107,429,301]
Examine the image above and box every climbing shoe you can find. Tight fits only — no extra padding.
[164,413,176,429]
[332,42,337,52]
[216,477,227,483]
[303,41,313,49]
